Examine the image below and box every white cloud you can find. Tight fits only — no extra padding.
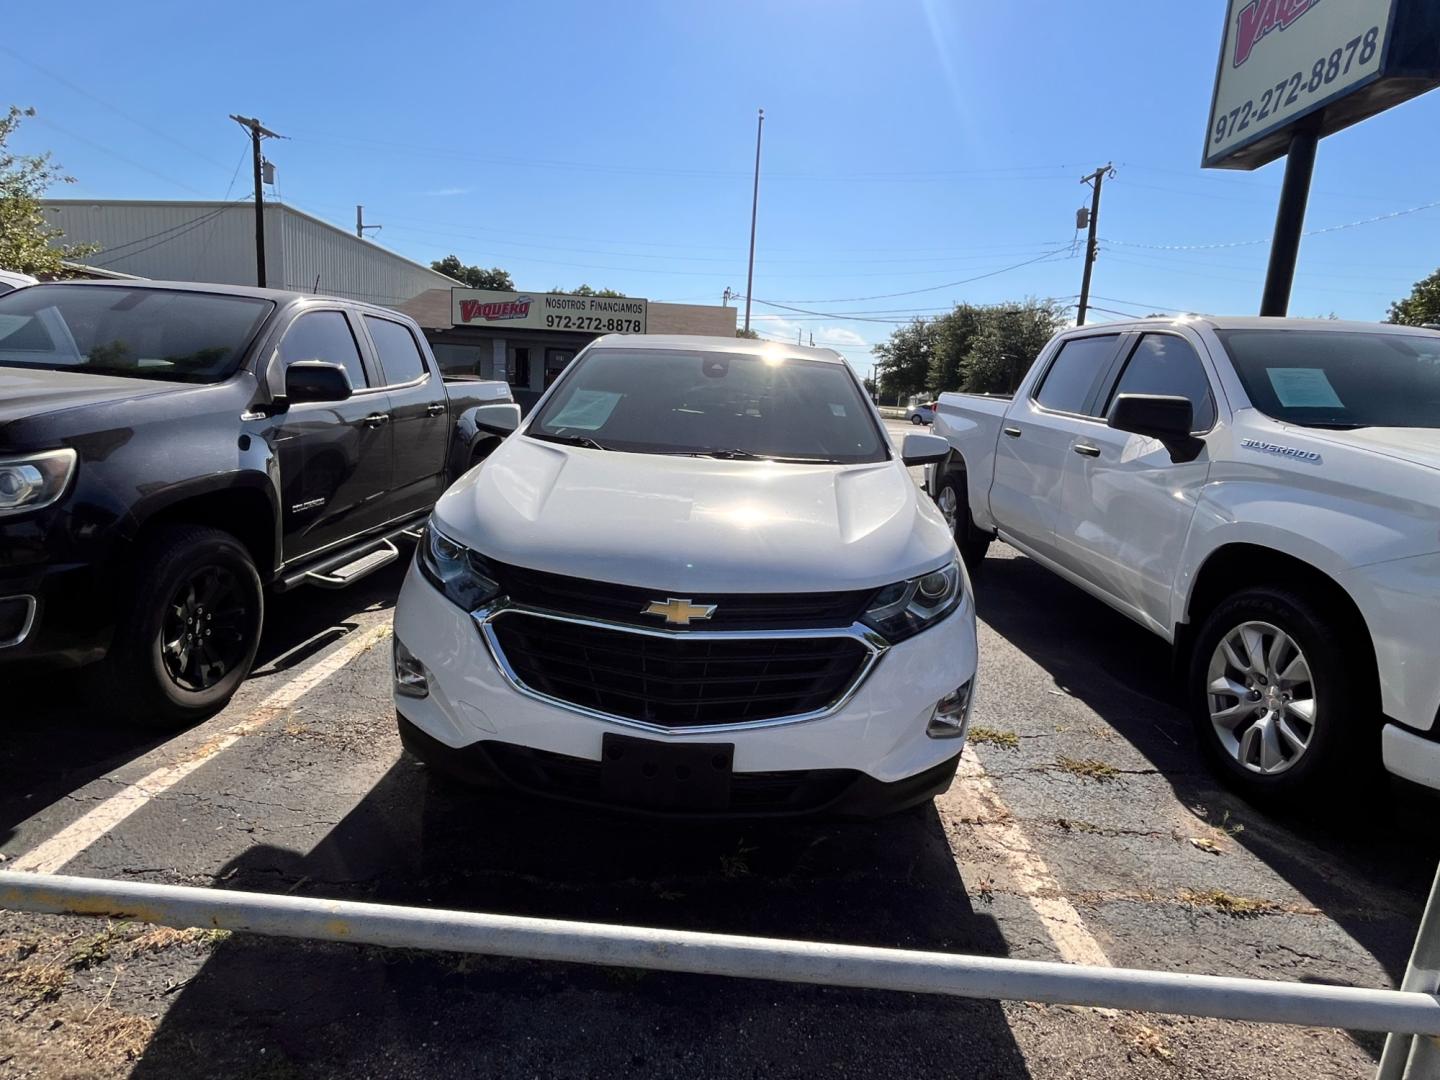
[816,327,867,347]
[424,186,470,197]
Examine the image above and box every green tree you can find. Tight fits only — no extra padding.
[0,106,95,274]
[431,255,513,291]
[872,297,1066,400]
[735,327,760,339]
[1388,268,1440,326]
[551,283,627,297]
[872,318,939,403]
[959,298,1066,394]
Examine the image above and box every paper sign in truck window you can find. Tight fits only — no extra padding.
[1266,367,1345,409]
[549,389,622,431]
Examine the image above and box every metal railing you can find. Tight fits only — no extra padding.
[3,867,1440,1075]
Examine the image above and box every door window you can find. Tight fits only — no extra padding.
[364,316,428,385]
[1033,335,1118,416]
[279,311,368,390]
[1107,334,1217,432]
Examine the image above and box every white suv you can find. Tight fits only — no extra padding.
[392,335,976,817]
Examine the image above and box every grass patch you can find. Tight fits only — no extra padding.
[1055,756,1120,783]
[968,726,1020,750]
[128,926,231,955]
[80,1009,156,1062]
[1180,888,1280,918]
[2,960,68,1002]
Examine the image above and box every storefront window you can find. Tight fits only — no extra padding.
[510,346,531,389]
[431,343,490,378]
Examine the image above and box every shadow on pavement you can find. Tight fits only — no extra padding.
[972,547,1440,986]
[0,561,407,849]
[131,759,1032,1079]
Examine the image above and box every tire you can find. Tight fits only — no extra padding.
[910,414,923,425]
[1186,586,1375,801]
[101,525,264,730]
[936,472,991,570]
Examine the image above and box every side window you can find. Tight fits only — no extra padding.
[1108,334,1217,432]
[1033,335,1119,416]
[278,311,367,390]
[364,315,428,385]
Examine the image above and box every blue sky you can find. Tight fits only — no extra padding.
[5,0,1439,380]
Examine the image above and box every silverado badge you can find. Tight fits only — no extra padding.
[643,598,717,627]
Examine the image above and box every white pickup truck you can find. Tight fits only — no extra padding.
[927,316,1440,800]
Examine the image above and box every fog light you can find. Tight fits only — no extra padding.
[393,637,429,699]
[927,679,974,739]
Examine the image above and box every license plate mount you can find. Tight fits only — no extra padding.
[600,733,734,811]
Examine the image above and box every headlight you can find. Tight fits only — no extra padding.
[861,558,964,643]
[0,449,77,516]
[416,523,500,611]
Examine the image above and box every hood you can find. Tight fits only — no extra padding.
[434,436,955,593]
[0,366,183,429]
[1301,426,1440,473]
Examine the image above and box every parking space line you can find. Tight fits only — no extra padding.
[8,622,393,876]
[949,747,1113,969]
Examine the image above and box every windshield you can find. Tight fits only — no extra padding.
[0,284,274,384]
[528,347,888,464]
[1217,328,1440,430]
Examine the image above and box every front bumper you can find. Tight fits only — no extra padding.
[392,559,978,814]
[0,559,112,668]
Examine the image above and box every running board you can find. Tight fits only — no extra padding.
[303,539,399,589]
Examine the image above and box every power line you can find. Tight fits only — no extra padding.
[0,46,234,172]
[1101,197,1440,253]
[29,115,211,196]
[89,205,238,267]
[745,246,1078,307]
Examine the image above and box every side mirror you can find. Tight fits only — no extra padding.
[901,432,949,467]
[1107,394,1193,442]
[473,402,520,436]
[285,361,353,404]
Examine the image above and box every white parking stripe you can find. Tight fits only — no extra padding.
[948,746,1114,969]
[9,623,392,875]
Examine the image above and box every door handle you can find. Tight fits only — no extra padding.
[1002,426,1022,438]
[425,402,445,416]
[364,413,390,428]
[1073,443,1101,458]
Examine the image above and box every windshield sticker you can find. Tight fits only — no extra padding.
[1266,367,1344,409]
[548,389,621,430]
[829,403,847,417]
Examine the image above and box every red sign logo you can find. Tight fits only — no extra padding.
[459,296,534,323]
[1233,0,1320,67]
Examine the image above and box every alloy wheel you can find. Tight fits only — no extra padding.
[1205,620,1316,776]
[160,565,253,692]
[937,485,959,532]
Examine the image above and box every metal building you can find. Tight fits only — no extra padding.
[41,200,457,307]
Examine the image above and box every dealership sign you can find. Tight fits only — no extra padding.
[1205,0,1440,169]
[451,289,648,335]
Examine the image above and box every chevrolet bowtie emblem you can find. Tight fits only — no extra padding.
[643,597,717,627]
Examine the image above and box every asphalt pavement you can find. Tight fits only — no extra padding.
[1,418,1435,1079]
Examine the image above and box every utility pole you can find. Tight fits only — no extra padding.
[743,108,765,335]
[1075,163,1114,327]
[229,115,285,287]
[722,287,734,307]
[355,205,382,240]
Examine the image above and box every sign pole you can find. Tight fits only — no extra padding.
[1259,117,1321,317]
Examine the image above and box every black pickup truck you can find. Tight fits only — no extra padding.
[0,280,518,726]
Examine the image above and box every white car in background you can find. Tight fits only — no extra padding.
[0,270,37,295]
[906,402,937,425]
[393,335,976,817]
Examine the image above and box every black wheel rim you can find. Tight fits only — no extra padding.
[160,565,253,692]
